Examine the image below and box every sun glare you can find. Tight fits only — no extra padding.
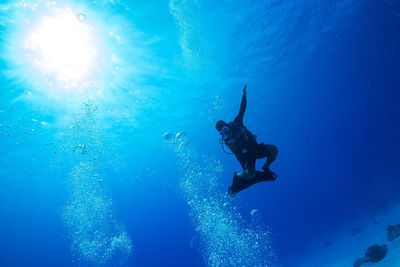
[26,10,97,83]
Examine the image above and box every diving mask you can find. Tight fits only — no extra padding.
[219,126,230,136]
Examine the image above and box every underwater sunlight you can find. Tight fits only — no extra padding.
[26,10,96,83]
[3,2,117,99]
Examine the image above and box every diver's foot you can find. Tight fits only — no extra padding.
[262,164,277,180]
[266,170,277,181]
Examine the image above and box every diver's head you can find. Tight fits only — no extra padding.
[215,120,227,132]
[216,120,232,137]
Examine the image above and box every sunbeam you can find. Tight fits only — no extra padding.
[26,10,96,83]
[3,3,113,97]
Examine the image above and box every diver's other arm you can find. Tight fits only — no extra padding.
[234,84,247,125]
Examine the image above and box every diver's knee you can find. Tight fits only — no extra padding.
[271,145,278,156]
[267,145,278,159]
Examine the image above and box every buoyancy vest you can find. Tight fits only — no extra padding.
[224,122,257,154]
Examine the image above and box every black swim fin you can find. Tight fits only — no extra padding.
[228,171,277,197]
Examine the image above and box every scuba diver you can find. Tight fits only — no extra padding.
[216,84,278,196]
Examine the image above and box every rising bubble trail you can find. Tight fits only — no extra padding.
[62,100,132,265]
[167,133,278,266]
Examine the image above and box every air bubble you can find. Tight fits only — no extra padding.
[163,132,172,140]
[250,209,259,216]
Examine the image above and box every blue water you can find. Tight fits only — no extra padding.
[0,0,399,266]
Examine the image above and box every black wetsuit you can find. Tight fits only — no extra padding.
[223,93,278,194]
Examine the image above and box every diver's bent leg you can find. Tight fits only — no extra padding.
[263,144,278,170]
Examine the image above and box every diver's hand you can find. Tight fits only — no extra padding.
[243,84,247,96]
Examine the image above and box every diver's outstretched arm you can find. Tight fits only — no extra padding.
[234,84,247,125]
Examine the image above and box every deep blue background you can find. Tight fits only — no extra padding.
[0,0,399,266]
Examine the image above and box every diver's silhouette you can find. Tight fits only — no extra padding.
[216,84,278,196]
